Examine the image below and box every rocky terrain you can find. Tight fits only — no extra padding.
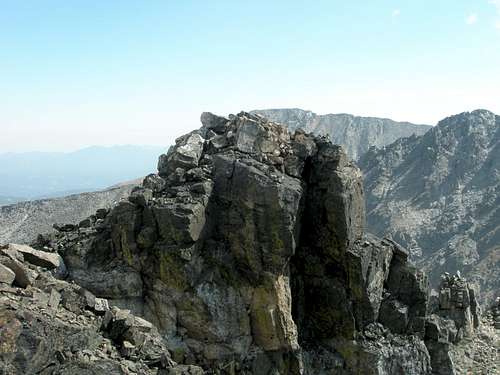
[359,110,500,307]
[0,184,137,245]
[0,244,204,374]
[251,109,431,160]
[2,245,495,375]
[1,111,496,374]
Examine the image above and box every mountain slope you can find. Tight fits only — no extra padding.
[0,145,164,199]
[251,108,431,160]
[358,109,500,305]
[0,184,137,245]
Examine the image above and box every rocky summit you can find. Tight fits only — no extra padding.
[1,111,496,374]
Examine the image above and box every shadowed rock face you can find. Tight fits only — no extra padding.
[25,112,464,374]
[359,110,500,306]
[251,108,431,161]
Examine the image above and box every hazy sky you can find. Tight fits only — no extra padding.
[1,0,500,152]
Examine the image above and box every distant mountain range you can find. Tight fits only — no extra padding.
[359,109,499,305]
[251,108,431,160]
[0,145,165,202]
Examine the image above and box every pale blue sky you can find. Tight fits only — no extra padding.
[1,0,499,152]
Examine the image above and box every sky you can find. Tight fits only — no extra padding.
[1,0,500,152]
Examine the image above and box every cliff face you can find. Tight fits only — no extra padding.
[15,111,467,374]
[359,110,500,306]
[251,109,431,160]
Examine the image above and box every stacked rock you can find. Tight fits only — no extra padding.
[438,272,481,338]
[493,297,500,330]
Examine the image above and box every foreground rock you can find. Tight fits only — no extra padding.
[0,244,201,374]
[26,111,487,374]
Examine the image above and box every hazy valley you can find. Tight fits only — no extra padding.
[0,145,164,202]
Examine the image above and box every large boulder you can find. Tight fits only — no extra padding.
[158,131,205,177]
[2,243,66,275]
[0,251,34,288]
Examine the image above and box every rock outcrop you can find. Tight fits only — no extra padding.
[494,298,500,330]
[18,111,478,374]
[358,110,500,307]
[251,108,431,160]
[426,273,498,375]
[436,273,481,336]
[423,272,484,375]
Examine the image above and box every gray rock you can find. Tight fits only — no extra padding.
[425,341,456,375]
[143,173,167,193]
[3,243,65,271]
[119,340,135,358]
[0,263,15,285]
[96,208,109,219]
[152,200,206,245]
[379,299,409,334]
[160,365,205,375]
[158,132,205,177]
[208,134,228,150]
[94,298,110,314]
[54,223,77,232]
[200,111,229,134]
[435,273,480,340]
[79,217,94,228]
[48,288,61,309]
[0,254,34,288]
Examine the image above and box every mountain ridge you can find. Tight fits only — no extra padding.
[0,184,137,245]
[251,108,432,160]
